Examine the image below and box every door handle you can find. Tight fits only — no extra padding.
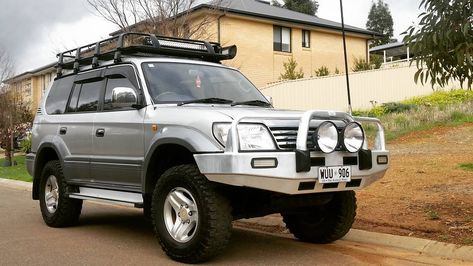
[59,127,67,135]
[96,128,105,137]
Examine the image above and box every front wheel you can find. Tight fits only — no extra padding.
[282,191,356,243]
[151,164,232,263]
[39,160,82,227]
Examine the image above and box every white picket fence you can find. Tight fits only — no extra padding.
[260,65,461,112]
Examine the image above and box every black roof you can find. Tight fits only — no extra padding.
[202,0,381,37]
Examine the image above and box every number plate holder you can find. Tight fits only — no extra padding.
[318,166,351,184]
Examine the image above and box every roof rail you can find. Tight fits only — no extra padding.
[56,32,237,77]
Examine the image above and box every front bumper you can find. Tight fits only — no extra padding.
[194,111,389,195]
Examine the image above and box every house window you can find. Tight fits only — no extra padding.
[273,26,291,52]
[302,30,310,48]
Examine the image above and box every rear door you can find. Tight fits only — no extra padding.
[57,71,104,183]
[91,65,145,191]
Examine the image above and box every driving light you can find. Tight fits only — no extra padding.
[343,122,364,153]
[315,122,338,153]
[213,123,276,151]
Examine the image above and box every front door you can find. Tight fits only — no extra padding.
[91,65,145,191]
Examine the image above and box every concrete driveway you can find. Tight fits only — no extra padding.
[0,185,470,265]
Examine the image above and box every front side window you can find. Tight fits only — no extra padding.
[103,75,137,111]
[142,62,269,105]
[302,30,311,48]
[273,26,291,52]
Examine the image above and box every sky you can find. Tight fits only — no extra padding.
[0,0,422,75]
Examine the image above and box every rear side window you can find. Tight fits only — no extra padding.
[45,76,74,114]
[66,84,81,113]
[74,80,103,112]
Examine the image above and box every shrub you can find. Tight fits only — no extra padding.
[370,54,383,69]
[20,135,32,154]
[403,90,473,107]
[352,57,371,72]
[382,102,417,114]
[279,57,304,80]
[314,66,330,77]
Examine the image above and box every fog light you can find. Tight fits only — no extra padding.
[251,158,278,168]
[377,155,388,164]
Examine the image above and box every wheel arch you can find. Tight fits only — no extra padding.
[143,139,198,196]
[32,143,62,200]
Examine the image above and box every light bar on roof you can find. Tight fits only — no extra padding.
[159,40,207,51]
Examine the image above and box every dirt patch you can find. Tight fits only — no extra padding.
[354,123,473,245]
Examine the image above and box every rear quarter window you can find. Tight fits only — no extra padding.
[45,76,74,114]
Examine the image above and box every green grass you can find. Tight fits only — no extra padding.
[459,163,473,171]
[0,155,32,182]
[354,90,473,141]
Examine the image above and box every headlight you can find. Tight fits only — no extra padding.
[343,122,364,153]
[315,121,338,153]
[213,123,276,151]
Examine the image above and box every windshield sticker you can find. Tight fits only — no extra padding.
[195,75,202,88]
[148,64,155,68]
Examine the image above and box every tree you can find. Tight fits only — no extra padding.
[0,47,13,89]
[366,0,394,47]
[271,0,319,16]
[404,0,473,90]
[280,58,304,80]
[87,0,223,39]
[0,48,33,166]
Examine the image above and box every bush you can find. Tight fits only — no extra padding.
[382,102,417,114]
[314,66,330,77]
[279,57,304,80]
[404,90,473,107]
[370,54,383,69]
[352,57,371,72]
[20,135,32,154]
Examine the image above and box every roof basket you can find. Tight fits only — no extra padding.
[56,32,237,77]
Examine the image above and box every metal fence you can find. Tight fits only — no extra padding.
[260,65,461,112]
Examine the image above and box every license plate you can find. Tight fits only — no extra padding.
[318,166,351,184]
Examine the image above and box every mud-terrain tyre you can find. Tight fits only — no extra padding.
[282,191,356,243]
[39,160,83,227]
[151,164,232,263]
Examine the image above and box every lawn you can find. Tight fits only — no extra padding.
[0,155,32,182]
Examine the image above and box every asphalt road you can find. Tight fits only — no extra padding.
[0,185,469,266]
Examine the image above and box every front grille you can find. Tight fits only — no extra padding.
[270,127,345,151]
[270,128,316,150]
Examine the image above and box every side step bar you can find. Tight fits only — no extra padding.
[69,187,143,207]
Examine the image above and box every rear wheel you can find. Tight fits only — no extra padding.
[282,191,356,243]
[39,160,82,227]
[151,164,232,263]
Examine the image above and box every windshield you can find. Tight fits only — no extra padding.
[142,62,270,105]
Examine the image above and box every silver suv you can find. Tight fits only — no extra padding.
[27,33,389,263]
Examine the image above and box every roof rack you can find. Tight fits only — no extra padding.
[56,32,237,77]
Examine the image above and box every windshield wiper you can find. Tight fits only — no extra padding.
[231,100,272,107]
[177,98,233,106]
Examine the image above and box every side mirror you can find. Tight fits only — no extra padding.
[264,95,273,105]
[111,87,138,108]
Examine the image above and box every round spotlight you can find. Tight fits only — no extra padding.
[343,122,365,153]
[315,121,339,153]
